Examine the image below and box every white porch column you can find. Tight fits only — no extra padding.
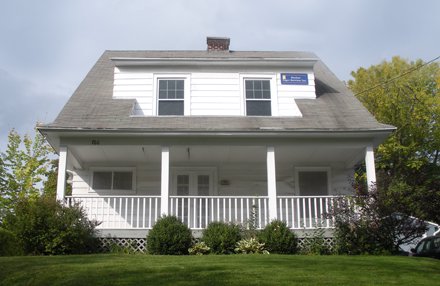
[56,146,68,202]
[365,146,377,191]
[267,146,278,221]
[160,146,170,215]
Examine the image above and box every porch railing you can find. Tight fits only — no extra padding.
[66,196,161,229]
[66,195,348,230]
[278,196,349,229]
[169,196,269,229]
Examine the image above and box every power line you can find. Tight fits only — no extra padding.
[354,55,440,96]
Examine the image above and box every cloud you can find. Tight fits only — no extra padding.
[0,0,439,150]
[0,69,67,148]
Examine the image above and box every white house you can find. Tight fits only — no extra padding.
[37,37,394,239]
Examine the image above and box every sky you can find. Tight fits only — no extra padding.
[0,0,439,149]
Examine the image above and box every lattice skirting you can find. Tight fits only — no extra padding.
[98,237,335,254]
[98,237,147,253]
[298,237,335,251]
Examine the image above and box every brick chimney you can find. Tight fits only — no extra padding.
[207,37,230,52]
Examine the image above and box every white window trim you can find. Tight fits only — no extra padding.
[89,167,136,194]
[239,73,278,116]
[153,74,191,116]
[170,166,218,196]
[294,167,331,196]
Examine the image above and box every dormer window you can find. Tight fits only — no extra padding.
[158,79,184,115]
[245,79,272,116]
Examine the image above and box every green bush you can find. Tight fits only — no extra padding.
[202,222,241,254]
[2,196,99,255]
[188,241,210,255]
[258,220,298,254]
[147,216,192,255]
[235,238,269,254]
[0,228,22,256]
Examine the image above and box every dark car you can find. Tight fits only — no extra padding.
[410,235,440,259]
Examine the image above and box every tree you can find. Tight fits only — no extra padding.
[0,129,52,219]
[42,159,72,199]
[348,56,440,223]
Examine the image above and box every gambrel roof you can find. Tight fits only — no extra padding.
[39,50,394,133]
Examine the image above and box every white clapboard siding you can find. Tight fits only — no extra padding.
[71,170,91,195]
[191,84,240,92]
[113,68,154,102]
[190,73,241,115]
[70,162,352,198]
[112,68,317,116]
[191,90,240,98]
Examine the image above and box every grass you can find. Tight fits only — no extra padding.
[0,254,439,285]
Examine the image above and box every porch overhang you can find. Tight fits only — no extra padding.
[37,126,394,154]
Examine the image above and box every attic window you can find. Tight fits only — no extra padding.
[245,79,271,116]
[158,79,184,115]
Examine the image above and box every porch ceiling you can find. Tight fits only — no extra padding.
[69,144,364,167]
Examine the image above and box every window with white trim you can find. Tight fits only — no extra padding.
[92,169,135,191]
[245,79,271,116]
[158,79,184,115]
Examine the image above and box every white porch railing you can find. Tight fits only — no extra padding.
[278,196,348,229]
[66,196,161,229]
[66,195,347,230]
[169,196,269,229]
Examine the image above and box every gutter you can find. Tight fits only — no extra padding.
[37,125,395,138]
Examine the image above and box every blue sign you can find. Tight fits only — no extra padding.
[281,73,308,85]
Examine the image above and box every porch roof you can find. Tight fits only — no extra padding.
[37,50,395,133]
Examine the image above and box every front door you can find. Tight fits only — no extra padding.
[171,168,216,228]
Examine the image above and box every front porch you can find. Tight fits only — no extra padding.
[66,194,348,231]
[55,135,378,237]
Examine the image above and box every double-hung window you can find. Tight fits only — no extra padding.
[158,79,184,115]
[245,79,272,116]
[92,169,135,191]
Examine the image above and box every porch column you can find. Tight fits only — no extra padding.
[56,146,68,202]
[160,146,170,215]
[267,146,278,221]
[365,146,377,191]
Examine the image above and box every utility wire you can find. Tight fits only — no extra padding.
[354,55,440,96]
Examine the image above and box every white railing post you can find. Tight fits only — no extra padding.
[365,146,377,191]
[161,146,170,215]
[56,146,68,202]
[266,146,278,221]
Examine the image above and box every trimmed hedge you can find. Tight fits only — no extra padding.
[147,216,193,255]
[258,220,298,254]
[202,222,241,254]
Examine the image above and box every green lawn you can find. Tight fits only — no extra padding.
[0,254,439,286]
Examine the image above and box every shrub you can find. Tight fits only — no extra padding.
[202,222,242,254]
[147,215,192,255]
[0,228,22,256]
[2,196,99,255]
[235,238,269,254]
[258,220,298,254]
[329,189,427,255]
[188,241,210,255]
